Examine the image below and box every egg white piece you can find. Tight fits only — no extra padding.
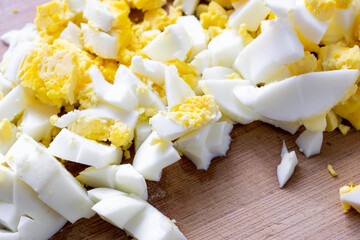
[0,202,20,232]
[0,165,14,203]
[340,189,360,213]
[233,18,304,84]
[326,7,357,43]
[77,165,119,189]
[208,30,245,68]
[177,15,207,60]
[6,134,95,223]
[142,23,192,62]
[165,65,195,109]
[83,0,114,32]
[48,128,123,169]
[0,230,20,240]
[295,130,323,157]
[260,118,300,134]
[65,0,86,12]
[206,121,233,157]
[173,0,200,15]
[115,65,166,111]
[88,188,127,203]
[135,121,152,151]
[190,50,212,74]
[0,73,14,97]
[89,65,138,112]
[149,113,189,140]
[199,80,259,124]
[81,23,117,60]
[60,22,83,48]
[133,132,181,181]
[264,0,295,18]
[228,0,270,31]
[289,0,330,44]
[277,141,298,188]
[130,56,167,86]
[202,67,236,80]
[0,86,26,122]
[233,70,359,122]
[20,102,59,142]
[0,121,18,156]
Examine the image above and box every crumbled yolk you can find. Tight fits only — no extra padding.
[67,116,134,148]
[339,123,351,135]
[13,8,18,13]
[103,0,131,30]
[327,164,338,177]
[127,0,166,11]
[325,110,341,131]
[137,107,158,122]
[207,26,224,40]
[0,120,14,142]
[196,4,209,18]
[295,30,320,53]
[320,43,360,71]
[165,59,199,89]
[94,57,119,84]
[167,95,219,128]
[340,182,360,212]
[336,0,352,9]
[286,51,317,76]
[334,87,360,129]
[304,0,336,21]
[211,0,233,9]
[200,2,229,29]
[238,24,253,46]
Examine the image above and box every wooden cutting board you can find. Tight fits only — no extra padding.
[2,1,360,239]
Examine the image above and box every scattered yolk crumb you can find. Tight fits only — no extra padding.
[320,43,360,71]
[207,26,224,40]
[340,182,360,213]
[137,107,158,122]
[167,95,219,128]
[334,88,360,130]
[239,24,253,46]
[151,134,168,151]
[13,8,18,13]
[304,0,336,21]
[200,2,228,29]
[127,0,166,11]
[336,0,352,9]
[165,59,199,89]
[0,119,14,142]
[327,164,338,177]
[286,51,317,76]
[325,110,341,131]
[339,123,351,135]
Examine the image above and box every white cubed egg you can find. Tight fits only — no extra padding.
[0,165,15,203]
[165,65,195,109]
[0,202,20,232]
[48,128,123,169]
[264,0,295,18]
[81,23,117,60]
[233,18,304,84]
[177,16,207,60]
[261,118,300,134]
[135,121,152,151]
[199,79,259,124]
[340,189,360,213]
[233,70,359,122]
[289,0,330,44]
[130,56,167,86]
[208,30,245,68]
[206,121,233,157]
[88,65,138,112]
[190,50,212,74]
[132,132,181,181]
[60,22,83,48]
[277,141,298,188]
[1,23,37,47]
[202,66,236,80]
[0,230,20,240]
[142,23,192,62]
[115,164,148,200]
[88,188,127,203]
[173,0,200,15]
[83,0,114,32]
[77,165,119,189]
[228,0,270,31]
[295,130,323,157]
[149,113,189,141]
[0,73,14,96]
[0,86,25,122]
[65,0,86,12]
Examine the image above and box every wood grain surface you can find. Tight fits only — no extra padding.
[2,1,360,239]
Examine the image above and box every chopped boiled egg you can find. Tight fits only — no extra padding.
[0,165,15,203]
[130,55,167,86]
[190,49,212,74]
[60,22,82,48]
[340,183,360,213]
[277,141,298,188]
[202,66,237,80]
[295,130,323,157]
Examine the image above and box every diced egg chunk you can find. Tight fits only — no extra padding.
[0,202,20,232]
[277,141,298,188]
[60,22,82,48]
[340,183,360,213]
[190,49,212,74]
[84,0,114,32]
[295,130,323,157]
[202,66,237,80]
[135,121,153,151]
[264,0,295,18]
[0,165,15,203]
[0,86,26,122]
[130,55,167,86]
[173,0,200,15]
[65,0,86,12]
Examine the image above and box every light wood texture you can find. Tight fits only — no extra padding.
[2,1,360,239]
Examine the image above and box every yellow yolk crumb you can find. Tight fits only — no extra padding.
[0,120,14,142]
[296,30,320,53]
[138,107,158,122]
[127,0,166,11]
[67,116,133,148]
[340,182,360,212]
[13,8,18,13]
[210,0,233,9]
[151,135,168,151]
[239,24,254,46]
[286,51,317,76]
[94,57,119,84]
[167,95,219,128]
[325,110,341,131]
[103,0,131,30]
[304,0,336,21]
[166,59,199,89]
[207,26,224,39]
[196,4,209,18]
[320,43,360,71]
[327,164,338,177]
[124,150,131,159]
[339,123,351,135]
[200,2,229,29]
[336,0,352,9]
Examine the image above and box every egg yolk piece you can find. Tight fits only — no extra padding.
[200,2,228,29]
[304,0,336,21]
[127,0,166,11]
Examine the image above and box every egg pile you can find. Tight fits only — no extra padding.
[2,0,360,239]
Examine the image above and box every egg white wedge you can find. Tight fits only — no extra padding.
[0,73,13,97]
[77,164,148,200]
[1,23,37,47]
[149,113,188,140]
[0,230,20,240]
[132,131,181,181]
[190,49,212,74]
[277,141,298,188]
[88,188,127,203]
[175,121,233,170]
[0,86,26,122]
[0,202,20,232]
[165,65,195,109]
[65,0,86,13]
[288,0,330,44]
[340,189,360,213]
[0,165,14,203]
[130,56,167,86]
[81,23,117,60]
[142,23,192,62]
[173,0,199,15]
[60,22,83,48]
[233,18,304,84]
[83,0,114,32]
[6,134,95,223]
[202,67,237,80]
[295,130,323,157]
[264,0,295,18]
[233,70,359,122]
[20,102,59,142]
[88,65,138,112]
[228,0,270,31]
[135,121,152,151]
[260,118,300,134]
[199,80,259,124]
[176,15,207,60]
[208,30,245,68]
[48,128,123,169]
[115,65,166,111]
[0,120,18,155]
